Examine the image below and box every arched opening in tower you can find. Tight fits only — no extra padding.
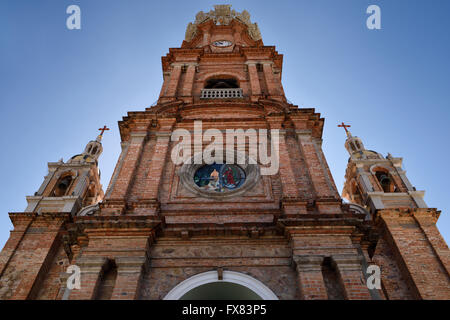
[375,171,397,193]
[179,282,263,300]
[205,78,239,89]
[52,175,73,197]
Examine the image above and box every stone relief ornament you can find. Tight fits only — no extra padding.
[184,5,262,42]
[185,22,197,42]
[77,203,100,216]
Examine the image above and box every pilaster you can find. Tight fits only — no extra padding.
[105,132,147,210]
[293,255,328,300]
[332,254,371,300]
[111,256,148,300]
[247,62,261,99]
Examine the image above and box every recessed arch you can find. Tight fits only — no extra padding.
[202,71,246,83]
[369,164,392,175]
[163,270,278,300]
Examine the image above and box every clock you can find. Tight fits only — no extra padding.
[212,40,232,47]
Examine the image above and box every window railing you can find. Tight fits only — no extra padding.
[200,88,243,99]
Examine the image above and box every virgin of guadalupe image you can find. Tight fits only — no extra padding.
[205,168,222,192]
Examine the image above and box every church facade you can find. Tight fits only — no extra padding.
[0,5,449,300]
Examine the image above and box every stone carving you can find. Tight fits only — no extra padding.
[185,22,197,42]
[77,203,100,216]
[185,5,262,42]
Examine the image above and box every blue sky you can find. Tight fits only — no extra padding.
[1,0,449,250]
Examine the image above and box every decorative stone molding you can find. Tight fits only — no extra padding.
[331,254,364,272]
[55,169,78,179]
[377,208,440,222]
[292,255,324,272]
[369,164,395,175]
[75,256,107,274]
[185,5,262,42]
[348,203,371,221]
[164,270,278,300]
[115,256,148,274]
[77,203,100,216]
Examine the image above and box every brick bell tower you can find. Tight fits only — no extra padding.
[0,132,104,299]
[341,127,450,299]
[0,5,448,300]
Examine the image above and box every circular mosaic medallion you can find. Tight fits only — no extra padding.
[194,164,246,193]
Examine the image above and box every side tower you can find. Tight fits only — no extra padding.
[342,126,450,299]
[0,132,105,299]
[25,134,104,216]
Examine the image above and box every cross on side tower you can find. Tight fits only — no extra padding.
[338,122,351,136]
[98,125,110,136]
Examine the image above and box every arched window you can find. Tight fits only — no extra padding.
[95,260,117,300]
[375,170,395,193]
[52,175,73,197]
[256,63,263,72]
[205,78,239,89]
[321,257,346,300]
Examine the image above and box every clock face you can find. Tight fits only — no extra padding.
[213,40,232,47]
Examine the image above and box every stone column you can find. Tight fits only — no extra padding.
[104,141,130,199]
[202,27,211,47]
[409,191,428,208]
[105,132,147,208]
[266,116,305,214]
[181,64,197,97]
[140,133,171,205]
[333,254,371,300]
[111,256,147,300]
[68,256,107,300]
[6,216,65,300]
[233,25,243,45]
[380,209,450,299]
[0,215,33,279]
[165,64,182,98]
[158,72,171,99]
[247,62,261,98]
[73,170,89,197]
[277,131,301,198]
[140,118,176,213]
[262,62,279,96]
[295,131,337,199]
[395,168,415,191]
[293,129,341,213]
[356,164,374,193]
[36,167,57,196]
[293,256,328,300]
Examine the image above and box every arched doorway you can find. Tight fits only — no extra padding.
[163,271,278,300]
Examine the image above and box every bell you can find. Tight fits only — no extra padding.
[379,174,390,185]
[58,178,71,190]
